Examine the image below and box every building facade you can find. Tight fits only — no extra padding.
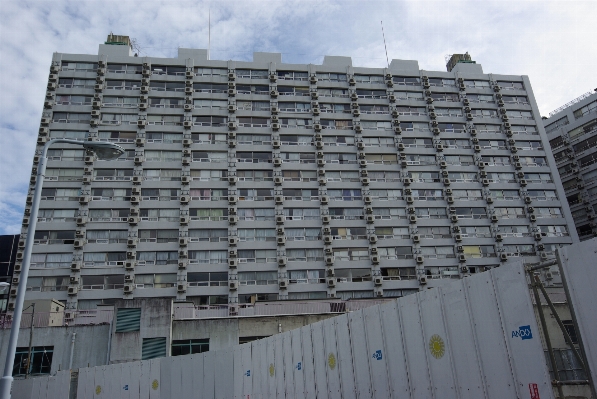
[0,234,18,312]
[544,90,597,240]
[15,35,578,312]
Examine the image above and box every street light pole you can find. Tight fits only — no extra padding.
[0,139,124,399]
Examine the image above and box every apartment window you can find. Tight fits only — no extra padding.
[238,170,273,181]
[58,78,95,89]
[236,69,268,79]
[49,130,87,140]
[189,169,227,181]
[280,118,312,128]
[367,170,400,182]
[288,270,325,284]
[460,226,492,238]
[191,83,227,93]
[189,189,227,201]
[52,112,91,123]
[26,277,42,291]
[289,292,328,300]
[374,207,407,220]
[280,135,313,145]
[62,61,98,71]
[527,190,558,200]
[511,125,538,135]
[435,107,463,117]
[420,246,455,258]
[506,110,533,120]
[105,80,142,90]
[282,189,319,200]
[429,78,456,87]
[503,245,535,257]
[238,229,276,241]
[418,226,451,238]
[13,346,53,377]
[333,248,369,261]
[538,225,569,237]
[238,117,270,127]
[392,76,421,85]
[144,169,181,181]
[88,209,129,222]
[336,291,374,300]
[278,86,309,96]
[238,189,274,201]
[335,269,372,283]
[237,134,272,145]
[190,133,226,144]
[497,225,530,237]
[455,207,487,219]
[136,251,178,265]
[375,227,409,239]
[354,74,384,84]
[328,208,362,220]
[282,170,316,181]
[188,251,227,264]
[142,337,167,360]
[415,208,447,219]
[395,106,426,116]
[330,227,366,240]
[33,230,75,245]
[438,123,466,133]
[365,153,397,164]
[286,249,323,262]
[141,188,180,201]
[87,230,128,244]
[327,189,362,201]
[370,189,402,200]
[193,116,226,126]
[83,252,126,267]
[495,207,526,219]
[324,153,357,164]
[412,171,441,182]
[237,151,272,163]
[277,71,308,81]
[489,189,519,200]
[189,208,227,221]
[360,104,389,114]
[464,80,490,88]
[106,63,141,74]
[137,209,179,222]
[283,208,320,220]
[404,154,437,165]
[361,137,393,147]
[94,168,133,181]
[430,93,460,102]
[238,208,275,221]
[188,229,227,242]
[320,119,353,129]
[568,119,597,139]
[138,230,178,243]
[279,102,311,112]
[497,81,524,90]
[411,189,443,200]
[55,95,93,106]
[172,339,209,357]
[42,276,68,292]
[136,274,177,289]
[237,84,269,95]
[115,308,141,332]
[37,209,76,222]
[238,272,278,285]
[194,67,227,77]
[30,253,71,269]
[381,267,416,280]
[399,122,430,132]
[97,131,137,143]
[466,94,494,103]
[470,109,497,118]
[237,250,277,263]
[320,103,351,113]
[280,152,316,163]
[572,135,597,153]
[316,73,347,82]
[579,153,597,168]
[462,246,495,258]
[187,272,228,287]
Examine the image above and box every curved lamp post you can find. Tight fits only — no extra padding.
[0,139,124,399]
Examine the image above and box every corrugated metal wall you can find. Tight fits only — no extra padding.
[14,263,555,399]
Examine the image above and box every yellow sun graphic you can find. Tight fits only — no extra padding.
[269,363,275,377]
[152,379,159,390]
[429,334,445,359]
[95,385,102,395]
[328,353,336,370]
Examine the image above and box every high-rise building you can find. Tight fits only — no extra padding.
[0,234,18,312]
[15,35,578,312]
[544,90,597,240]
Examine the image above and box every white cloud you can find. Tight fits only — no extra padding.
[1,0,596,233]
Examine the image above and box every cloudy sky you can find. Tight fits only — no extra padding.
[0,0,595,234]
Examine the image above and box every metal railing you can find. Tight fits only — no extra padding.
[0,309,114,329]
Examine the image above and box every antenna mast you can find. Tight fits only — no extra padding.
[381,21,389,69]
[208,9,211,60]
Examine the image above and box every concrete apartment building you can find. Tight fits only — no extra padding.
[13,34,579,314]
[544,90,597,240]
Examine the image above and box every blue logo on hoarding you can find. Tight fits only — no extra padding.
[123,385,129,391]
[372,350,383,360]
[245,370,251,376]
[512,325,533,340]
[296,362,302,370]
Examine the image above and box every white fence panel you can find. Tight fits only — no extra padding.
[300,325,316,398]
[441,281,486,399]
[214,347,234,399]
[251,339,265,399]
[31,376,46,399]
[138,360,151,399]
[190,353,205,399]
[379,300,410,398]
[179,355,194,399]
[322,317,341,398]
[282,332,294,398]
[233,345,243,399]
[334,314,356,399]
[93,365,106,399]
[126,360,141,399]
[202,350,215,399]
[265,335,276,398]
[362,305,390,399]
[463,271,518,398]
[159,356,172,398]
[241,343,253,398]
[291,328,305,399]
[149,358,161,399]
[273,333,285,399]
[398,293,432,398]
[310,321,329,399]
[11,377,34,399]
[492,266,554,398]
[348,310,372,398]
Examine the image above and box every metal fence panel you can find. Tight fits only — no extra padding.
[492,266,554,398]
[265,334,276,398]
[379,300,410,398]
[362,305,390,399]
[149,358,161,399]
[11,377,33,399]
[347,310,372,398]
[126,360,141,399]
[398,293,431,398]
[233,345,243,399]
[138,360,151,399]
[273,333,285,399]
[214,347,233,399]
[463,271,517,398]
[202,350,216,399]
[159,356,172,398]
[107,363,123,399]
[334,314,356,399]
[300,324,316,398]
[419,288,458,399]
[291,328,305,399]
[440,281,486,399]
[241,343,253,398]
[322,317,341,398]
[31,375,46,399]
[93,366,106,399]
[282,332,294,398]
[189,353,204,399]
[251,339,265,399]
[310,322,329,399]
[558,239,597,391]
[179,355,193,399]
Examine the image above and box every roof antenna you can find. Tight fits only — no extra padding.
[381,21,389,69]
[208,8,211,60]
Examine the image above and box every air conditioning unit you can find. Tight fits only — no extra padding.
[136,138,145,146]
[78,196,90,204]
[226,258,237,269]
[369,235,378,244]
[455,234,463,242]
[125,261,135,270]
[415,256,424,264]
[374,276,383,286]
[76,217,87,226]
[419,276,427,285]
[71,262,81,271]
[228,280,238,290]
[128,216,139,225]
[178,249,188,258]
[177,283,187,293]
[446,196,454,204]
[491,215,499,222]
[456,254,466,263]
[364,215,374,224]
[68,287,78,296]
[277,279,289,289]
[486,197,494,204]
[70,276,80,285]
[327,278,336,288]
[180,196,189,204]
[529,214,537,222]
[320,196,329,204]
[178,237,188,247]
[270,90,279,98]
[450,215,459,223]
[500,253,508,262]
[409,215,417,224]
[524,196,532,204]
[314,123,322,131]
[130,196,140,203]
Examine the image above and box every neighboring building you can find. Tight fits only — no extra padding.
[544,90,597,240]
[14,34,578,312]
[0,234,18,312]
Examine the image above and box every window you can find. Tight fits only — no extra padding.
[278,86,309,96]
[55,95,93,106]
[236,84,269,95]
[238,271,278,285]
[392,76,421,85]
[237,250,277,263]
[62,61,98,71]
[277,71,308,81]
[288,270,325,284]
[172,339,209,356]
[151,65,185,76]
[188,251,227,264]
[335,269,372,282]
[287,249,323,262]
[13,346,53,377]
[142,337,167,360]
[497,81,524,90]
[562,320,578,343]
[316,73,347,82]
[33,230,75,245]
[83,252,126,267]
[354,74,384,84]
[188,272,228,286]
[192,83,227,93]
[58,78,95,89]
[86,230,128,244]
[238,117,270,127]
[52,112,91,123]
[373,206,407,219]
[193,116,226,126]
[188,229,228,242]
[237,208,275,221]
[236,69,268,79]
[189,208,227,221]
[573,100,597,119]
[30,253,71,269]
[115,308,141,332]
[194,67,227,77]
[320,103,351,113]
[106,63,141,74]
[381,267,416,280]
[136,251,178,265]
